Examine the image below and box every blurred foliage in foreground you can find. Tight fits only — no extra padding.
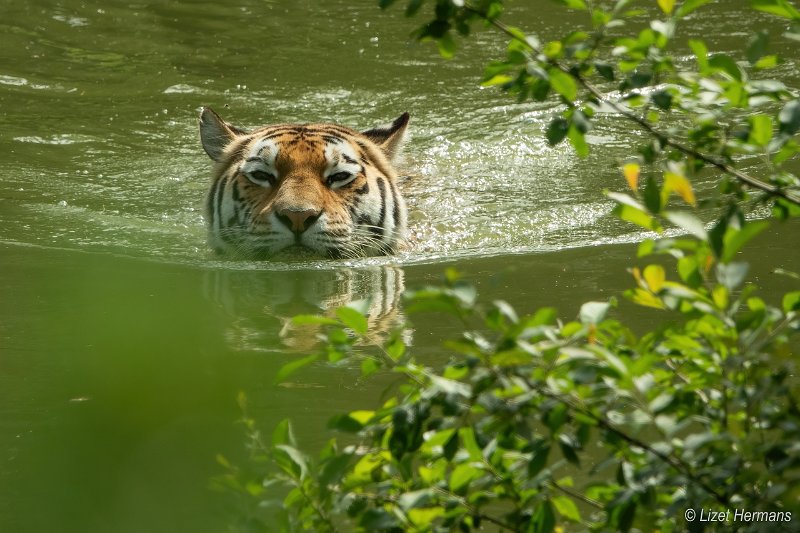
[213,1,800,531]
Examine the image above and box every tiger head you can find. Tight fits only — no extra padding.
[199,107,409,259]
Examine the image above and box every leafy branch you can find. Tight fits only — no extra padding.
[462,0,800,205]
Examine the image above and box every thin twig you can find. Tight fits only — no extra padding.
[547,479,604,510]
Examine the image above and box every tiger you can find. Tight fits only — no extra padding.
[198,107,409,259]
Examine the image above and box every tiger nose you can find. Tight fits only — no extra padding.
[276,208,321,234]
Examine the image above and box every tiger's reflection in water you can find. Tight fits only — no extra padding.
[205,265,409,354]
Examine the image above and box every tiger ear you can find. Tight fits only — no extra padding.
[362,112,410,164]
[199,107,247,161]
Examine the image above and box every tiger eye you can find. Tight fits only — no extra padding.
[327,171,352,184]
[248,170,276,186]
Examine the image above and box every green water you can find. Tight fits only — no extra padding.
[1,1,798,531]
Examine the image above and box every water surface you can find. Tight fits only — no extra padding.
[1,1,798,531]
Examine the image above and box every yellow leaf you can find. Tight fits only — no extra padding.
[622,162,640,190]
[664,171,697,206]
[657,0,675,15]
[643,264,666,292]
[630,288,666,309]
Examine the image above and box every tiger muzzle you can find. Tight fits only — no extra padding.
[276,208,322,234]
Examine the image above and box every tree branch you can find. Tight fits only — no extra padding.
[464,4,800,206]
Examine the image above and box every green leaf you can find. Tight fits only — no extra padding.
[328,412,370,433]
[359,508,401,530]
[558,434,581,465]
[493,299,519,324]
[613,204,663,232]
[747,29,770,64]
[617,501,637,531]
[449,463,483,492]
[336,306,368,335]
[752,0,800,19]
[548,68,578,100]
[505,25,534,46]
[689,39,709,71]
[272,418,295,447]
[651,89,672,110]
[649,392,675,413]
[398,489,433,510]
[722,220,770,263]
[491,348,532,366]
[430,374,471,398]
[408,507,446,526]
[545,403,569,433]
[546,117,570,145]
[755,54,778,69]
[361,357,380,377]
[483,60,514,81]
[676,0,711,18]
[533,500,556,533]
[319,452,353,488]
[708,215,728,258]
[571,109,591,134]
[567,124,589,157]
[665,211,708,239]
[678,256,704,287]
[404,0,424,17]
[657,0,675,14]
[482,73,515,87]
[643,175,662,213]
[779,99,800,135]
[543,40,564,59]
[717,262,750,290]
[580,301,610,324]
[708,54,743,80]
[528,441,551,477]
[436,32,457,59]
[386,335,406,361]
[783,291,800,312]
[607,191,646,211]
[774,196,800,219]
[595,62,615,81]
[486,2,504,20]
[552,494,582,522]
[274,354,318,385]
[554,0,588,9]
[423,428,457,450]
[749,114,773,146]
[460,427,483,461]
[274,444,309,480]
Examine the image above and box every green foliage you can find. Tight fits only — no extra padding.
[220,257,799,530]
[389,0,800,211]
[215,0,800,531]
